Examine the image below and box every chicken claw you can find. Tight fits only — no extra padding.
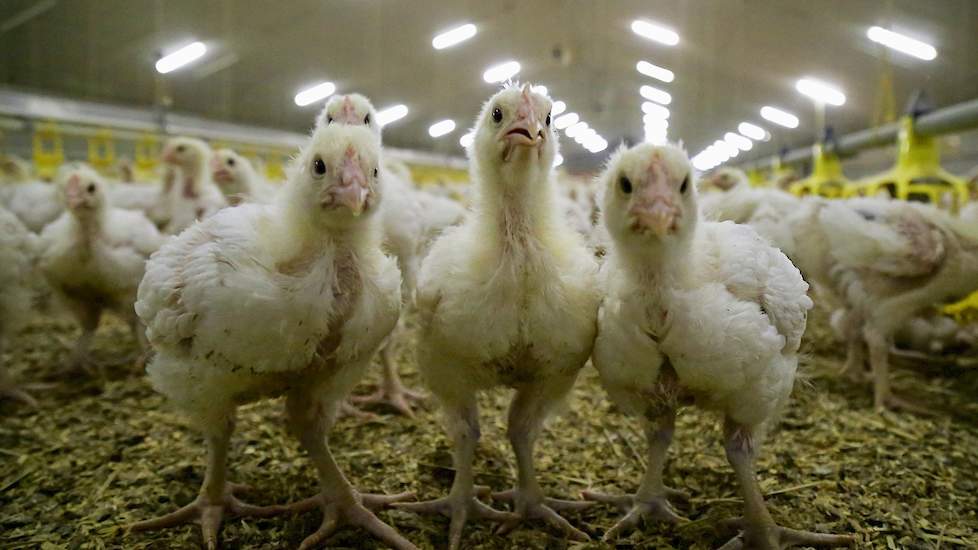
[393,492,517,550]
[128,482,287,549]
[491,489,592,541]
[350,383,425,418]
[294,491,418,550]
[717,517,855,550]
[582,488,689,540]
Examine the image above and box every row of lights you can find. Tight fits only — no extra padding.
[631,18,679,146]
[692,24,937,172]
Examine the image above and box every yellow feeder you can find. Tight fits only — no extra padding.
[942,291,978,324]
[32,121,65,181]
[134,133,161,181]
[87,129,116,175]
[859,116,968,213]
[264,153,288,182]
[788,143,851,198]
[746,167,768,187]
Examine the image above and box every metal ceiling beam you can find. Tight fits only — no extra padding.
[738,98,978,169]
[0,0,58,35]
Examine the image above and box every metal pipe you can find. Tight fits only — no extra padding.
[739,98,978,169]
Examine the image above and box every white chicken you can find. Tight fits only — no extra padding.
[821,199,978,412]
[129,123,416,550]
[107,179,169,225]
[210,149,277,205]
[394,84,600,548]
[585,143,852,548]
[159,137,227,234]
[38,164,164,369]
[318,93,428,417]
[413,190,467,259]
[1,177,63,233]
[0,205,42,405]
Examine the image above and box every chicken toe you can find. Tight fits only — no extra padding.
[582,490,688,540]
[491,489,592,541]
[393,493,516,550]
[718,518,855,550]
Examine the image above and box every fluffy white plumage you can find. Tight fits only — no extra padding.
[132,123,416,549]
[38,164,164,367]
[210,149,277,205]
[159,137,227,234]
[1,180,63,233]
[0,205,42,405]
[588,143,848,548]
[396,84,600,548]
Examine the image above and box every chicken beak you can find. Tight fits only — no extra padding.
[330,146,369,216]
[162,148,177,164]
[338,96,360,125]
[631,181,678,237]
[64,176,85,209]
[501,86,544,150]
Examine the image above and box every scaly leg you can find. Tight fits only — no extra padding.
[865,328,934,415]
[128,416,287,549]
[492,378,592,542]
[283,388,416,550]
[717,420,853,549]
[394,397,515,550]
[350,336,425,418]
[583,409,688,540]
[840,311,868,381]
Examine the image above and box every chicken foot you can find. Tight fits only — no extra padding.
[583,409,689,540]
[350,342,426,417]
[717,420,853,550]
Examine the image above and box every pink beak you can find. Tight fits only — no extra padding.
[162,147,178,164]
[630,179,678,237]
[502,84,543,148]
[327,146,369,216]
[337,96,360,125]
[64,175,86,209]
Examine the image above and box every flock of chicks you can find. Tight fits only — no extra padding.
[1,82,971,550]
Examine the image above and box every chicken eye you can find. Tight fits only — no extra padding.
[373,168,378,178]
[491,107,503,124]
[227,158,235,167]
[680,175,689,194]
[327,115,334,124]
[619,176,632,194]
[545,113,551,126]
[176,145,185,153]
[86,183,96,194]
[312,157,326,178]
[364,114,371,125]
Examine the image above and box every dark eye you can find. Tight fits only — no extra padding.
[227,158,235,166]
[545,113,551,126]
[364,114,371,125]
[619,176,632,194]
[312,157,326,177]
[373,168,378,178]
[680,175,689,194]
[176,145,185,153]
[327,115,334,124]
[87,183,96,194]
[492,107,503,123]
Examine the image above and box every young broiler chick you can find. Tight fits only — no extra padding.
[0,205,42,405]
[129,123,416,550]
[394,84,600,548]
[821,199,978,412]
[38,164,164,370]
[1,176,63,233]
[587,143,852,549]
[210,149,277,205]
[319,93,427,417]
[159,137,227,234]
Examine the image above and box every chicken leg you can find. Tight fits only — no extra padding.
[393,398,516,550]
[717,421,853,550]
[864,327,935,415]
[583,409,688,540]
[128,417,287,549]
[492,378,592,542]
[283,387,417,550]
[350,340,425,417]
[1,339,37,406]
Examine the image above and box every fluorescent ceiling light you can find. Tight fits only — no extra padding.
[156,41,207,74]
[554,153,563,167]
[483,60,521,83]
[760,106,799,128]
[867,26,936,60]
[737,122,768,141]
[631,20,679,46]
[432,23,477,50]
[554,112,579,130]
[714,139,739,158]
[565,121,589,138]
[643,114,669,129]
[636,61,675,83]
[642,102,670,119]
[531,85,548,96]
[459,131,474,148]
[724,132,753,151]
[428,119,456,138]
[551,100,566,116]
[795,77,846,106]
[376,104,408,126]
[640,85,672,105]
[294,81,336,107]
[574,128,597,143]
